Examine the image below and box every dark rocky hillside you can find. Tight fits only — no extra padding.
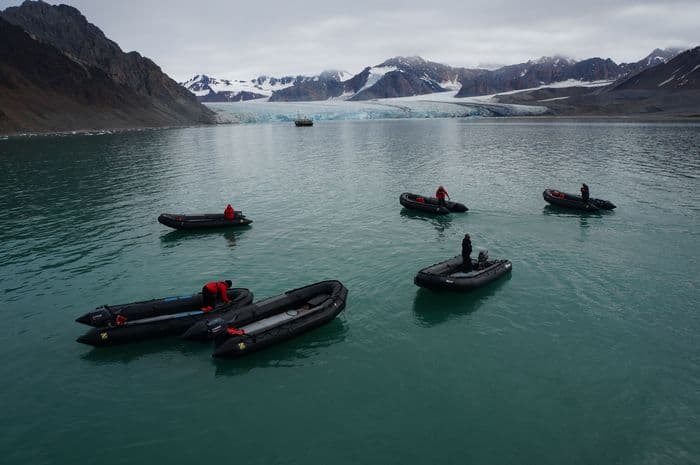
[611,46,699,91]
[456,56,622,97]
[349,56,460,100]
[618,48,684,77]
[495,48,700,117]
[0,0,214,135]
[269,74,346,102]
[267,56,464,102]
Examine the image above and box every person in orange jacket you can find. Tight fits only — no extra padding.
[224,204,235,220]
[435,186,450,207]
[201,280,232,311]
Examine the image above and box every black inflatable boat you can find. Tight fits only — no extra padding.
[76,288,253,346]
[543,189,616,212]
[158,212,252,230]
[183,281,348,358]
[414,256,512,291]
[399,193,468,215]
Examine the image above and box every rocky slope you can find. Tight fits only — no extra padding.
[618,48,684,77]
[611,46,699,92]
[457,56,623,97]
[495,47,700,117]
[268,70,352,101]
[0,0,214,135]
[348,56,461,100]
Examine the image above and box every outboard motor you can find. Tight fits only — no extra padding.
[89,306,113,326]
[477,250,489,269]
[205,317,227,338]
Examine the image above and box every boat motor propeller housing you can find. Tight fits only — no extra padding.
[206,317,227,337]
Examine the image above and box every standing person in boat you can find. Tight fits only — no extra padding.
[580,184,590,204]
[201,280,232,311]
[435,186,450,207]
[224,204,235,220]
[462,234,473,272]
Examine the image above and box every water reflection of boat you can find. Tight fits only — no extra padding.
[399,208,453,235]
[412,276,511,327]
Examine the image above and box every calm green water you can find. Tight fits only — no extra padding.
[1,120,699,464]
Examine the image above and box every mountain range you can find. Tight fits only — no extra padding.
[0,0,214,135]
[183,49,685,103]
[492,46,700,116]
[0,0,697,136]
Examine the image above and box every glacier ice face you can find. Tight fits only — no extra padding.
[207,94,549,124]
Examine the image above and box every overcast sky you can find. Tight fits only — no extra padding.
[1,0,698,81]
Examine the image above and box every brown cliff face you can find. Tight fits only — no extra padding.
[494,48,700,117]
[455,57,622,97]
[610,47,700,92]
[349,57,460,101]
[0,1,215,135]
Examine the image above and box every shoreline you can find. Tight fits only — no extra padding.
[0,122,224,140]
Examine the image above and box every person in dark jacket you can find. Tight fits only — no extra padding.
[201,280,232,311]
[462,234,473,272]
[581,184,590,203]
[435,186,450,207]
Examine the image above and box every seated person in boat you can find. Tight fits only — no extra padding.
[435,186,450,207]
[224,204,235,220]
[201,280,232,311]
[462,234,472,271]
[580,184,590,203]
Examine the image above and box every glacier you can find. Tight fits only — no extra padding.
[207,90,553,124]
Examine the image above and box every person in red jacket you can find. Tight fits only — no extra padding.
[435,185,450,207]
[224,204,235,220]
[201,280,232,311]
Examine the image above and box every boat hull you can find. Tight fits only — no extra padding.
[414,256,512,291]
[208,280,348,358]
[158,213,252,230]
[76,289,253,346]
[543,189,616,212]
[399,192,468,215]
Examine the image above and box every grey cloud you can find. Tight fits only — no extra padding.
[1,0,697,81]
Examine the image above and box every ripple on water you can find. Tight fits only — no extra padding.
[1,120,699,465]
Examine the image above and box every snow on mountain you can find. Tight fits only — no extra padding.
[180,74,296,101]
[319,69,354,82]
[355,66,398,94]
[612,46,700,91]
[618,48,684,77]
[181,47,697,103]
[439,77,462,91]
[183,71,355,102]
[530,56,578,66]
[644,48,682,67]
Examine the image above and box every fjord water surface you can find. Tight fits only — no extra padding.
[1,120,699,464]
